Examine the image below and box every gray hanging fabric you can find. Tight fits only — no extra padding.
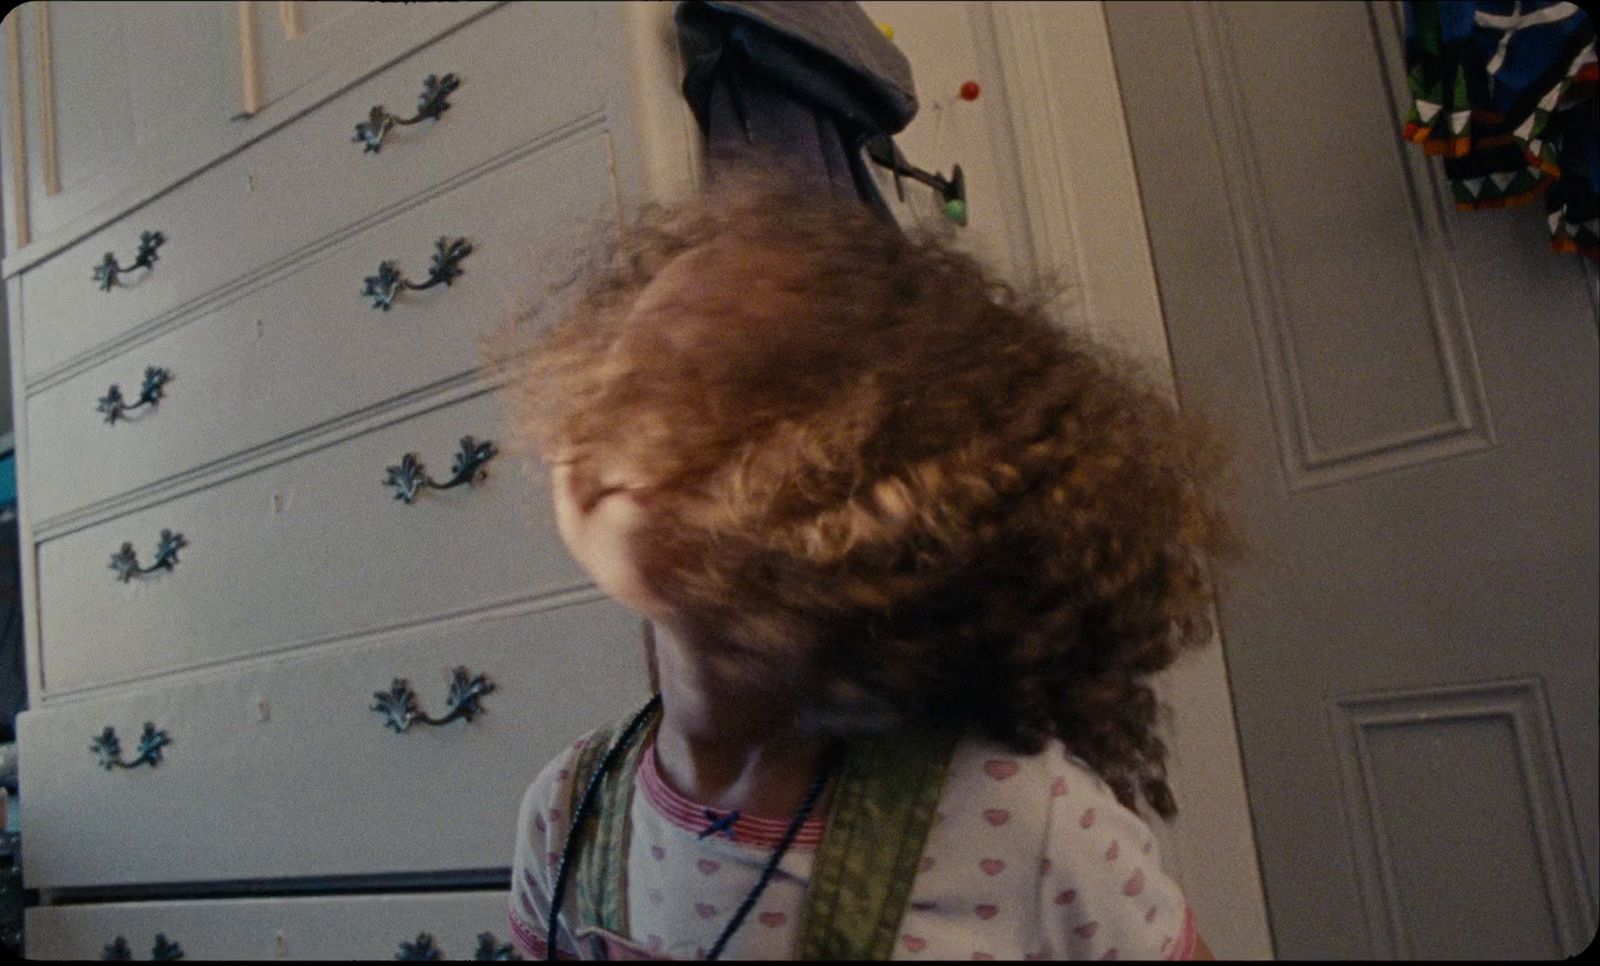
[674,0,918,216]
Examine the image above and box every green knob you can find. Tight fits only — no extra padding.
[942,198,968,226]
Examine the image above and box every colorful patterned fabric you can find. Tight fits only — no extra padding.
[1403,1,1598,260]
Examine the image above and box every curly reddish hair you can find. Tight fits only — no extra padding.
[493,181,1248,819]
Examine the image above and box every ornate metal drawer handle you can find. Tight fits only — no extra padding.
[372,666,495,734]
[97,366,171,424]
[354,72,461,153]
[395,933,441,961]
[362,236,473,310]
[93,230,166,290]
[90,722,172,771]
[384,435,496,503]
[110,529,187,582]
[474,933,520,961]
[101,933,184,960]
[394,931,519,961]
[101,934,184,960]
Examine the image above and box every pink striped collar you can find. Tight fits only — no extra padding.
[636,741,827,849]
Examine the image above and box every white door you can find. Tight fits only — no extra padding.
[1106,1,1598,958]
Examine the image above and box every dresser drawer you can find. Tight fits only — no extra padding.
[17,594,648,890]
[23,127,614,528]
[18,0,606,383]
[25,889,521,960]
[35,386,582,695]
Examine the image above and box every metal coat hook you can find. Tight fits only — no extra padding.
[865,134,967,226]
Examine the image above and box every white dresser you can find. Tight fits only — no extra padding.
[0,2,694,958]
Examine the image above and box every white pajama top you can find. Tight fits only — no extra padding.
[509,730,1200,961]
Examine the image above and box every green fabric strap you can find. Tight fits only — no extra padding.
[566,701,957,961]
[794,727,957,960]
[568,706,662,940]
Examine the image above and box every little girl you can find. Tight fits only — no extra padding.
[496,182,1242,960]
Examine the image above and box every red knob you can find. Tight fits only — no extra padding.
[959,80,981,101]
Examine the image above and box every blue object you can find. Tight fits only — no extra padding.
[0,452,14,510]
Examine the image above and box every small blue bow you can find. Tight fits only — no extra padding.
[698,809,741,841]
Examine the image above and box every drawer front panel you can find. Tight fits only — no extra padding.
[19,0,603,382]
[36,387,582,695]
[24,127,614,527]
[17,595,649,889]
[25,889,521,960]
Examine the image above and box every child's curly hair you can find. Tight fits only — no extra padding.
[494,179,1248,819]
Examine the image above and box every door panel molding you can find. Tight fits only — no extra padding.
[1329,678,1595,957]
[1188,2,1494,495]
